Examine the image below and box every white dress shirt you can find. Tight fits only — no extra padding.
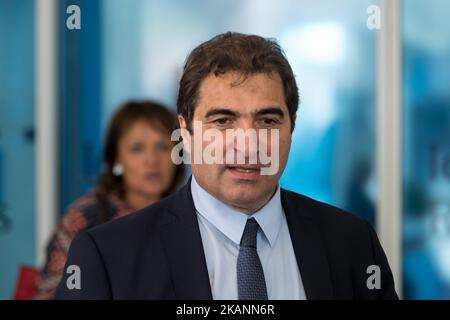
[191,176,307,300]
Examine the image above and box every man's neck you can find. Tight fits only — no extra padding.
[192,176,278,215]
[227,187,278,215]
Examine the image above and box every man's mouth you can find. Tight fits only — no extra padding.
[227,165,261,173]
[226,165,262,179]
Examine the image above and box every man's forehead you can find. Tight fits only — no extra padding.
[196,72,286,114]
[200,71,282,90]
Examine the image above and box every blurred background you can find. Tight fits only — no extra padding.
[0,0,449,299]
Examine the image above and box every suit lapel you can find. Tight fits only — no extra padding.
[159,178,213,299]
[159,179,334,300]
[281,189,334,299]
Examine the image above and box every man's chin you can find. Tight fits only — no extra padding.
[224,191,262,208]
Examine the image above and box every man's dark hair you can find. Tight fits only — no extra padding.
[177,32,299,133]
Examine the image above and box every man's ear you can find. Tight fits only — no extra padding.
[178,114,187,130]
[178,115,192,154]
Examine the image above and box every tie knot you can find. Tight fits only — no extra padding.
[240,218,259,248]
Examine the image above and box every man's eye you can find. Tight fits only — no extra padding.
[214,118,232,125]
[260,118,279,126]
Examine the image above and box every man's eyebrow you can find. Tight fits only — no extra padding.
[204,108,240,118]
[254,107,285,117]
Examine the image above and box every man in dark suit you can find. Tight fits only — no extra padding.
[56,32,398,300]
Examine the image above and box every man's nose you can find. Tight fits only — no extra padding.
[232,122,259,160]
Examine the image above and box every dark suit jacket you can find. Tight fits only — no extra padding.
[55,177,398,300]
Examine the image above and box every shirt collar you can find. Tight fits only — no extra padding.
[190,175,282,247]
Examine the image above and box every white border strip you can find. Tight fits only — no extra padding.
[376,0,403,297]
[35,0,58,266]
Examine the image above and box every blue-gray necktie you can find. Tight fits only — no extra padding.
[237,218,268,300]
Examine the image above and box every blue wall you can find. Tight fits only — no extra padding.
[0,0,35,299]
